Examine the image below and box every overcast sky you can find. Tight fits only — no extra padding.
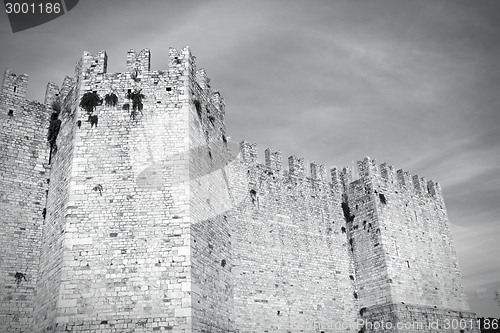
[1,0,499,317]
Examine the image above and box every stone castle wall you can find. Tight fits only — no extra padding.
[32,75,78,332]
[342,157,476,331]
[188,53,234,331]
[34,47,197,332]
[228,143,359,331]
[0,69,49,332]
[0,47,480,333]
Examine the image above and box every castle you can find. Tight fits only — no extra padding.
[0,47,480,332]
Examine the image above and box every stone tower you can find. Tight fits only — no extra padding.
[341,158,475,328]
[2,47,233,332]
[0,47,480,332]
[0,69,50,332]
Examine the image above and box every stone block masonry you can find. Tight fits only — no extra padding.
[0,47,480,332]
[228,142,358,331]
[0,69,50,333]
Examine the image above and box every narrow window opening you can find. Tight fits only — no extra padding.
[250,189,257,204]
[406,260,410,268]
[379,193,387,205]
[13,86,16,93]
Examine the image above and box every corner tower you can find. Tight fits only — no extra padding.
[344,157,479,332]
[0,69,50,332]
[31,47,233,333]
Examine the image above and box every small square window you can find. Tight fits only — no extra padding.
[8,109,14,116]
[166,87,172,92]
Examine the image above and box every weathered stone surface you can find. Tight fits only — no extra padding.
[0,48,479,333]
[0,68,49,333]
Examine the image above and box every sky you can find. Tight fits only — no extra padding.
[1,0,499,317]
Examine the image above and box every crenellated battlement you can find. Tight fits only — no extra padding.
[0,46,478,333]
[1,68,50,122]
[126,48,151,74]
[239,141,258,163]
[168,46,193,67]
[288,155,306,177]
[238,143,443,198]
[310,162,327,182]
[356,156,443,198]
[194,68,225,112]
[264,148,282,171]
[71,47,223,102]
[60,76,74,97]
[44,82,60,107]
[1,68,29,98]
[79,50,108,78]
[240,141,328,182]
[74,48,181,83]
[2,47,225,120]
[196,68,211,90]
